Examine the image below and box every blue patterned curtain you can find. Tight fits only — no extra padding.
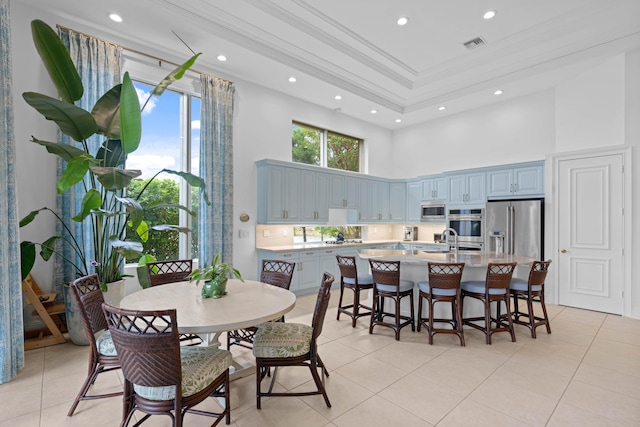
[199,75,234,266]
[53,28,121,291]
[0,0,25,384]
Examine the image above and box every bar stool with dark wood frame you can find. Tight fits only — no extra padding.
[369,259,415,341]
[509,260,552,338]
[417,262,466,346]
[461,262,517,344]
[336,255,374,327]
[227,259,295,349]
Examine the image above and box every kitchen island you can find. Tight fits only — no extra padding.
[356,248,538,321]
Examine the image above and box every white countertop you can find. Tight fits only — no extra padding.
[256,240,447,252]
[356,249,536,267]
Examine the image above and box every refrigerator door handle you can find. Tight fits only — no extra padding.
[510,205,516,254]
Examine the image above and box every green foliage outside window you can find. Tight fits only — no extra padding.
[327,133,359,172]
[125,178,200,261]
[292,124,321,166]
[292,122,360,172]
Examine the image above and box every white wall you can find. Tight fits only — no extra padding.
[391,91,556,178]
[556,55,626,152]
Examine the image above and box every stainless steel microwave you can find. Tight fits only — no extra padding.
[420,201,446,222]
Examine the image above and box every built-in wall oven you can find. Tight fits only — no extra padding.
[447,208,485,250]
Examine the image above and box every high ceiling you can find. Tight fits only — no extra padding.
[22,0,640,129]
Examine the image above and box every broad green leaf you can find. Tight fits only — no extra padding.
[96,139,125,168]
[57,155,92,193]
[30,19,83,103]
[120,73,141,154]
[151,53,201,97]
[137,253,157,266]
[160,169,210,205]
[132,220,149,243]
[92,84,122,138]
[19,208,47,228]
[91,166,141,190]
[116,196,143,229]
[23,92,97,142]
[20,241,36,281]
[40,236,61,261]
[73,189,101,222]
[31,137,87,162]
[109,237,143,259]
[150,224,191,233]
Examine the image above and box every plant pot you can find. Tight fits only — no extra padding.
[103,279,126,306]
[201,278,228,299]
[63,284,90,346]
[63,279,126,346]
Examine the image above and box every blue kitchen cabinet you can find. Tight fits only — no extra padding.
[486,162,544,198]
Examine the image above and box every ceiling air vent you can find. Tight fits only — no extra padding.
[463,36,487,50]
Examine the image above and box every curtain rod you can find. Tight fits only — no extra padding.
[56,24,233,84]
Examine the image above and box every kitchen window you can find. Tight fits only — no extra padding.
[292,121,361,172]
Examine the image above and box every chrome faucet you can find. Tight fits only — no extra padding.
[441,228,459,256]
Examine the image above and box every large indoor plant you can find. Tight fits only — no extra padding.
[19,19,208,291]
[188,254,243,298]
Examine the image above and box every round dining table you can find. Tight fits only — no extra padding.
[119,279,297,347]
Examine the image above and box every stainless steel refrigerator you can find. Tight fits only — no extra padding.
[484,199,543,259]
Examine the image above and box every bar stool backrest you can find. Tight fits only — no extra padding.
[336,255,357,280]
[486,262,517,291]
[428,262,465,289]
[527,260,552,288]
[369,259,401,289]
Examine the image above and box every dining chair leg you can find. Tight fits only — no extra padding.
[485,299,492,345]
[505,297,516,342]
[540,290,552,334]
[336,283,345,321]
[409,293,415,332]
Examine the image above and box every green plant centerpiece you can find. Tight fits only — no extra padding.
[187,254,243,298]
[19,19,208,290]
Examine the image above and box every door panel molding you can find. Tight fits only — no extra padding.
[548,145,632,317]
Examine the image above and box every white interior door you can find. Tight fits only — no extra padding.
[557,154,624,314]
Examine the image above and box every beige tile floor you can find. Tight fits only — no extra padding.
[2,289,640,427]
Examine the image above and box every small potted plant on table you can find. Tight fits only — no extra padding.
[188,254,243,298]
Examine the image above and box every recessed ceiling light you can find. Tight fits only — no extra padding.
[483,10,496,20]
[397,17,409,26]
[370,109,378,114]
[494,89,503,95]
[288,77,297,83]
[438,106,446,111]
[108,13,123,23]
[334,95,342,100]
[395,119,402,123]
[217,55,227,62]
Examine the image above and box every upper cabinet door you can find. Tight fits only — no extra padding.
[447,172,485,205]
[406,181,422,223]
[486,162,544,199]
[389,182,406,223]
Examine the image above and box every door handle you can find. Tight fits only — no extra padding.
[561,249,568,253]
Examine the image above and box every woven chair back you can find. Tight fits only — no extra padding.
[260,259,295,290]
[336,255,357,280]
[102,304,181,388]
[70,274,108,340]
[311,273,334,341]
[369,259,401,288]
[527,260,552,288]
[427,262,465,290]
[147,259,193,286]
[485,262,517,291]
